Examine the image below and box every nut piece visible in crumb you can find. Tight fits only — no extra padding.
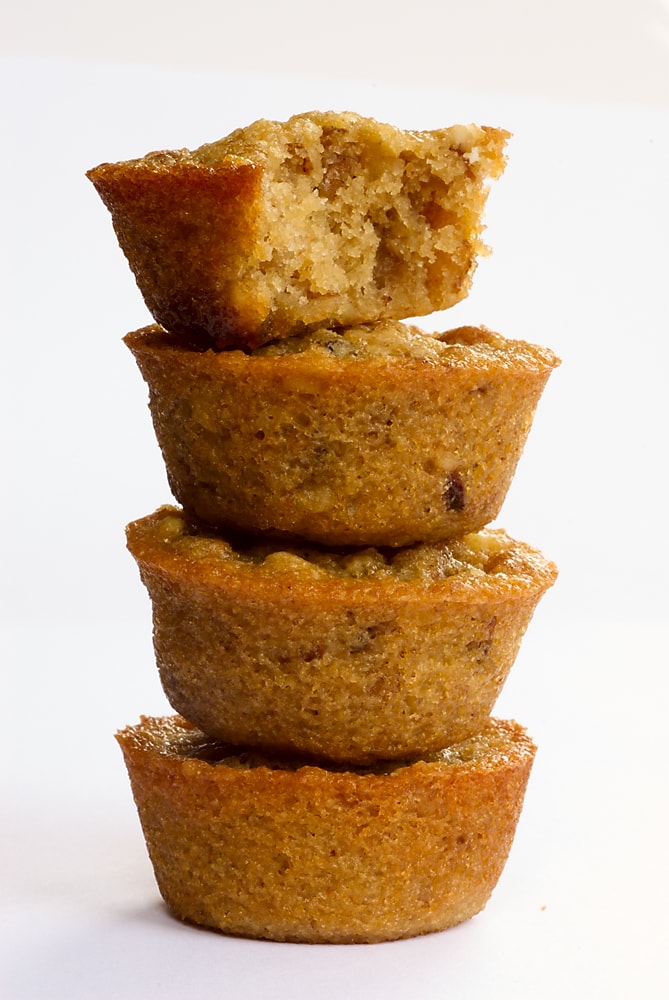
[125,506,557,763]
[87,111,510,348]
[116,714,537,944]
[124,322,560,547]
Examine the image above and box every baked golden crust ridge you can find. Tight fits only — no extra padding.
[125,506,557,762]
[116,714,536,944]
[88,111,509,348]
[124,322,559,547]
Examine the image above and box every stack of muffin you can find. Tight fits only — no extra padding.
[88,111,559,944]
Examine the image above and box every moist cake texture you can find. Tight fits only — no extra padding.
[125,506,557,762]
[88,111,509,348]
[91,108,555,944]
[116,714,536,944]
[124,322,559,547]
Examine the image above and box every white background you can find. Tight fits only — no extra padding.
[2,2,668,997]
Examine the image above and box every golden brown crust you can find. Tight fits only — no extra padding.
[116,714,536,943]
[126,507,557,762]
[89,154,263,341]
[124,322,559,547]
[92,108,554,945]
[88,111,510,348]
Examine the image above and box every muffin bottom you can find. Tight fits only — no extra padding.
[124,323,559,547]
[117,715,536,944]
[126,507,557,763]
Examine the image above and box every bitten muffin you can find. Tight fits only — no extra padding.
[87,111,509,349]
[116,714,536,944]
[124,322,559,547]
[126,506,557,763]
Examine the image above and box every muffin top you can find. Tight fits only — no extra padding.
[127,505,557,600]
[253,320,482,361]
[127,321,560,375]
[119,714,535,777]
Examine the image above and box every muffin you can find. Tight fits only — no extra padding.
[116,714,536,944]
[125,322,559,547]
[87,111,509,349]
[126,506,557,763]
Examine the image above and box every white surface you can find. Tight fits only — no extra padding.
[2,6,669,996]
[3,0,669,109]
